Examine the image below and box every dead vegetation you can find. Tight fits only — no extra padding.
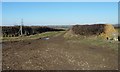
[64,24,118,40]
[2,26,64,37]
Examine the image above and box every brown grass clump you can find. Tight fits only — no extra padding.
[99,24,117,39]
[66,24,117,39]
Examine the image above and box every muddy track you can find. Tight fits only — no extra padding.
[2,33,118,70]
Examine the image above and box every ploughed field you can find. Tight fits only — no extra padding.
[2,31,118,70]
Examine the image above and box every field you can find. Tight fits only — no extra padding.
[2,28,118,70]
[2,31,64,42]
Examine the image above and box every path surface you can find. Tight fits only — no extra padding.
[2,34,118,70]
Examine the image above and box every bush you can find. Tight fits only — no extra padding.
[2,26,64,37]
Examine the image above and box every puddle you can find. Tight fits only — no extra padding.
[45,38,50,40]
[41,37,50,40]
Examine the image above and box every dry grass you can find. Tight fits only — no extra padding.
[99,24,117,39]
[67,24,117,39]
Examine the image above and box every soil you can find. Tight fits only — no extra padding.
[2,34,118,70]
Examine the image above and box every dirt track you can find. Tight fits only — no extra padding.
[2,34,118,70]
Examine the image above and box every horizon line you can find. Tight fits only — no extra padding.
[1,23,119,26]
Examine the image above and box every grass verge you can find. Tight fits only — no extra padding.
[65,35,118,51]
[2,31,65,42]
